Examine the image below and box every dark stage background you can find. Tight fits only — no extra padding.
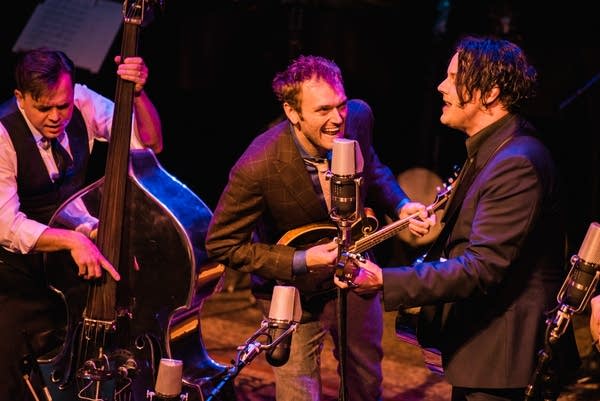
[3,0,600,257]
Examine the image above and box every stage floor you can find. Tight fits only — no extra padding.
[199,285,600,401]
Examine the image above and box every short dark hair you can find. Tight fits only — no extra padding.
[272,55,344,112]
[454,35,537,112]
[15,47,75,101]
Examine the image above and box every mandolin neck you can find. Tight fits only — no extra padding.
[347,183,453,256]
[349,214,411,254]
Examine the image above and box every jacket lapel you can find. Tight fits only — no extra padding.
[425,116,520,261]
[273,124,328,222]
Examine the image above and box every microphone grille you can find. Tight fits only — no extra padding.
[269,286,302,322]
[331,138,363,176]
[578,222,600,266]
[155,358,183,397]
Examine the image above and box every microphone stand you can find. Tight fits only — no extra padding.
[205,320,298,401]
[524,322,565,401]
[329,175,364,401]
[21,331,52,401]
[524,256,600,401]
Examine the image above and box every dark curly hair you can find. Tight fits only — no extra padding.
[454,35,537,113]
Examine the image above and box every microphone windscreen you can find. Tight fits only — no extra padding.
[269,286,302,322]
[331,139,364,175]
[155,358,183,397]
[579,222,600,265]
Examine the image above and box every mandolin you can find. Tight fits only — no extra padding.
[276,180,453,300]
[278,179,454,374]
[278,181,453,256]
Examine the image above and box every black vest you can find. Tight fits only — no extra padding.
[1,106,90,225]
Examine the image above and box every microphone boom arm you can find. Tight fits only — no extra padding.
[525,222,600,400]
[236,320,299,371]
[205,320,298,401]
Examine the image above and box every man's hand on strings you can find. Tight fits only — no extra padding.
[33,228,120,281]
[399,201,437,237]
[69,232,121,282]
[334,257,383,294]
[305,240,339,273]
[115,55,148,96]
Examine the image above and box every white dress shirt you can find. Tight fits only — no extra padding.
[0,83,144,254]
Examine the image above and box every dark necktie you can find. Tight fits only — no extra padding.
[42,137,73,180]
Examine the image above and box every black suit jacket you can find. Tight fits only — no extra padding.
[382,114,580,388]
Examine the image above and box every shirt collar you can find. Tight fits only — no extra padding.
[17,104,48,146]
[290,122,331,162]
[465,113,514,158]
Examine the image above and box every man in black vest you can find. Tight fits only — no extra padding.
[0,48,162,400]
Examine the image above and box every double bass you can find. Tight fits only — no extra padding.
[41,1,230,399]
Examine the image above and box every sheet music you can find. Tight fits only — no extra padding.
[13,0,123,73]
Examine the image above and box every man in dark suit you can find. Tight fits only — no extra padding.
[205,55,434,401]
[339,36,581,401]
